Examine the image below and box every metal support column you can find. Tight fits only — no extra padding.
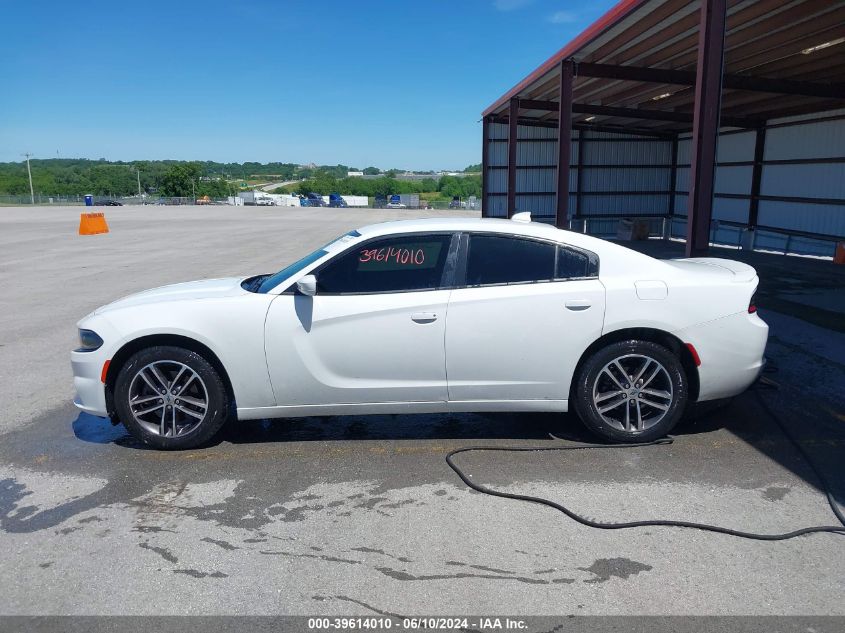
[556,60,574,229]
[507,98,519,218]
[667,134,678,239]
[685,0,726,257]
[743,125,766,250]
[481,116,490,218]
[575,129,585,223]
[748,125,766,229]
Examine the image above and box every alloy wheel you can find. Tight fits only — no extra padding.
[127,360,209,438]
[591,353,674,433]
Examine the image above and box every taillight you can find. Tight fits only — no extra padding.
[748,293,757,314]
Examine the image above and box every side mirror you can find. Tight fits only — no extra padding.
[296,274,317,296]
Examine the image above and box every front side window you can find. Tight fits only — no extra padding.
[465,234,598,287]
[255,230,361,293]
[316,234,452,294]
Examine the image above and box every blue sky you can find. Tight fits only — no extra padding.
[0,0,617,170]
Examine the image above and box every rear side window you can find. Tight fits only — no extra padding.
[316,234,452,294]
[466,234,555,286]
[465,234,598,287]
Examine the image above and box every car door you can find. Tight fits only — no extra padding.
[264,232,456,407]
[445,232,605,403]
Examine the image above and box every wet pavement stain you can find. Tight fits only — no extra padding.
[139,542,178,564]
[173,569,228,578]
[375,566,550,585]
[334,595,404,619]
[77,516,103,524]
[201,536,239,551]
[0,477,112,534]
[132,525,176,534]
[762,485,791,502]
[354,497,389,510]
[578,558,652,583]
[350,546,414,563]
[259,550,362,565]
[446,561,515,575]
[381,499,418,509]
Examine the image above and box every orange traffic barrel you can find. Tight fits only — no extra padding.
[79,212,109,235]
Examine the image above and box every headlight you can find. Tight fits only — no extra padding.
[76,329,104,352]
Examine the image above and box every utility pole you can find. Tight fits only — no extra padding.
[136,167,142,198]
[22,153,35,204]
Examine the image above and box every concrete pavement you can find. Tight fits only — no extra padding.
[0,205,842,616]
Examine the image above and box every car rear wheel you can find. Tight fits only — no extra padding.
[573,340,688,443]
[114,345,229,450]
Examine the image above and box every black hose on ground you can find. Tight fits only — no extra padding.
[445,381,845,541]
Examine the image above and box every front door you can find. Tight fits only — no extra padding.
[264,233,455,406]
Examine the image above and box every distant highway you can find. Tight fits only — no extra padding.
[257,180,301,192]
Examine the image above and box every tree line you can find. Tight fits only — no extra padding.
[275,174,481,200]
[0,158,481,199]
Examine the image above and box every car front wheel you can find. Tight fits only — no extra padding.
[573,340,688,443]
[113,345,229,450]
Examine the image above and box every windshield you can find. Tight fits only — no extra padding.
[255,230,361,294]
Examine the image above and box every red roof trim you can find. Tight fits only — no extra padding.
[482,0,650,117]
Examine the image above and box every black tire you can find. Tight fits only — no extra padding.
[572,340,688,443]
[113,345,229,450]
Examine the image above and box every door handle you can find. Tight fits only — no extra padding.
[565,300,591,311]
[411,312,438,323]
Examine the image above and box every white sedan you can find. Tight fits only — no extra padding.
[71,215,768,449]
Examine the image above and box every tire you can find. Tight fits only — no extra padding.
[572,340,688,443]
[113,345,229,450]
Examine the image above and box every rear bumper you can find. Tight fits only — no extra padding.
[679,311,769,402]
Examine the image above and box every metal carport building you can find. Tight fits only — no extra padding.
[481,0,845,257]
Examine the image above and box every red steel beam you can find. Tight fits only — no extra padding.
[557,60,575,229]
[519,98,760,128]
[576,62,845,99]
[686,0,727,257]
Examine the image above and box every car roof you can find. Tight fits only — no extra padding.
[354,216,665,275]
[360,216,608,251]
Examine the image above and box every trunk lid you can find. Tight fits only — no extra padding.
[664,257,757,283]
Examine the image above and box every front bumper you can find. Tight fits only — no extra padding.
[71,349,109,417]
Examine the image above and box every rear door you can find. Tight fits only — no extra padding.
[445,233,605,403]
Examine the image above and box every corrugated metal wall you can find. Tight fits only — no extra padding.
[484,109,845,255]
[484,123,671,222]
[485,121,562,219]
[759,112,845,240]
[671,109,845,255]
